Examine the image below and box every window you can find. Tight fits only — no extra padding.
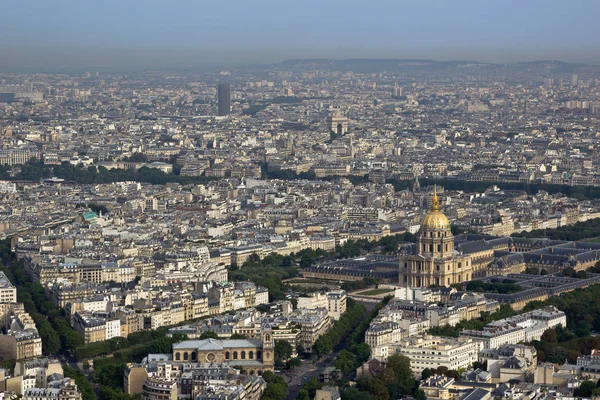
[257,351,262,359]
[436,265,440,271]
[249,351,254,359]
[225,352,230,360]
[241,351,246,359]
[176,353,181,361]
[437,244,442,252]
[183,352,188,361]
[191,352,197,361]
[233,351,238,359]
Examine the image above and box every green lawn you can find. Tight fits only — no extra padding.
[356,288,394,296]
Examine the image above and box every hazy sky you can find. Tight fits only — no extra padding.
[2,0,600,70]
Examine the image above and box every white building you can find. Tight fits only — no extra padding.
[0,272,17,304]
[105,319,121,340]
[460,306,566,349]
[385,335,480,374]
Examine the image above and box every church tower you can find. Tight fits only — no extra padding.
[399,186,474,287]
[261,328,274,371]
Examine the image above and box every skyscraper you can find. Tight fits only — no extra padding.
[217,83,231,116]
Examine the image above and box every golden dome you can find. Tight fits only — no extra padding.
[421,185,450,230]
[421,210,451,230]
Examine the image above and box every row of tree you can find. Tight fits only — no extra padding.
[387,177,600,201]
[465,279,523,294]
[229,253,299,301]
[343,355,426,400]
[0,255,83,355]
[333,295,394,374]
[512,216,600,241]
[428,304,518,337]
[3,158,218,186]
[312,299,366,358]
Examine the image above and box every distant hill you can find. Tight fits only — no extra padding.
[276,58,599,76]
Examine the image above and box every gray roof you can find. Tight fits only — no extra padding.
[172,338,263,350]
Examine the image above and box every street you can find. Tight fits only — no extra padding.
[281,298,379,399]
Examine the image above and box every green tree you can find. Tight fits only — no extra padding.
[421,368,435,380]
[274,340,293,368]
[541,328,558,343]
[199,331,219,340]
[575,380,597,397]
[333,350,358,374]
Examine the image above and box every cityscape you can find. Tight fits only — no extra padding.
[2,2,600,400]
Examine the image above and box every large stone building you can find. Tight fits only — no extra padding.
[171,330,274,375]
[400,187,477,287]
[399,186,600,289]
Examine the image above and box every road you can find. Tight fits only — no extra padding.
[283,350,340,400]
[282,298,380,399]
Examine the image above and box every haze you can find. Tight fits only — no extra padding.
[2,0,600,71]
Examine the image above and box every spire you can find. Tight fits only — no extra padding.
[431,185,440,211]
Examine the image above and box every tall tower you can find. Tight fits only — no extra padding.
[217,83,231,116]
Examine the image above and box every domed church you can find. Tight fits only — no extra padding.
[399,186,475,287]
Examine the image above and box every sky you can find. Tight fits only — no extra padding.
[2,0,600,70]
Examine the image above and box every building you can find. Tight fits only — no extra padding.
[171,330,274,375]
[22,378,82,400]
[0,272,16,304]
[288,308,331,352]
[420,375,455,400]
[315,387,341,400]
[381,335,479,374]
[460,306,566,349]
[400,187,476,287]
[296,290,347,320]
[217,83,231,116]
[141,378,177,400]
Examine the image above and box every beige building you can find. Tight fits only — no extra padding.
[297,290,347,320]
[172,331,274,375]
[141,378,177,400]
[0,272,17,304]
[288,308,331,352]
[400,187,477,288]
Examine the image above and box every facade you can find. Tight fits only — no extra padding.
[382,335,480,374]
[288,308,331,352]
[171,331,274,375]
[460,306,566,349]
[141,378,177,400]
[0,272,17,304]
[297,290,346,320]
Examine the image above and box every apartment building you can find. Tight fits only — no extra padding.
[288,308,331,352]
[387,335,480,374]
[0,272,17,304]
[297,290,346,320]
[460,306,566,349]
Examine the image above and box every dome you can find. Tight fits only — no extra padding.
[420,185,450,230]
[421,210,450,230]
